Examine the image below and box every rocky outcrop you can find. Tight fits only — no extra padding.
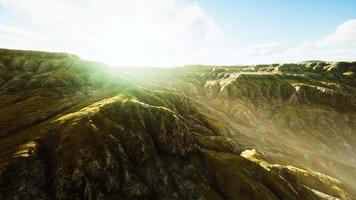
[0,48,355,199]
[175,64,356,198]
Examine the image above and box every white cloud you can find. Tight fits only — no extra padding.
[0,1,355,66]
[249,19,356,64]
[319,19,356,46]
[241,42,280,57]
[0,0,223,66]
[286,19,356,62]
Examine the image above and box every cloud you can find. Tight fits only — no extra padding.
[254,19,356,64]
[0,1,355,66]
[0,24,49,50]
[241,42,280,57]
[291,19,356,62]
[0,0,223,66]
[319,19,356,46]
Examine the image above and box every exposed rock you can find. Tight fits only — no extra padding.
[0,48,355,199]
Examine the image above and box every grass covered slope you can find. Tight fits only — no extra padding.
[0,48,355,199]
[168,62,356,198]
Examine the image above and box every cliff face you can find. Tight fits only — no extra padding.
[0,48,355,200]
[178,63,356,196]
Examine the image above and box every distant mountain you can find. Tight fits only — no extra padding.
[0,48,355,200]
[302,60,326,63]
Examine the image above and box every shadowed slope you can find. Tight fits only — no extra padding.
[0,48,355,199]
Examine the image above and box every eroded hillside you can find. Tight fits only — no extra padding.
[0,48,355,200]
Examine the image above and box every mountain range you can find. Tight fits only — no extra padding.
[0,48,355,200]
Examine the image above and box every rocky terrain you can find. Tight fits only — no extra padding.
[0,48,355,200]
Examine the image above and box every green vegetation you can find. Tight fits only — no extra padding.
[0,48,355,199]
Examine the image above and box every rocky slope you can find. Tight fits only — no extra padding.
[0,48,355,200]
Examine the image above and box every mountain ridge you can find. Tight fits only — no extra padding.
[0,48,355,200]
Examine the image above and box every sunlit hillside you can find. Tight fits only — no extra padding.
[0,48,355,199]
[1,0,356,199]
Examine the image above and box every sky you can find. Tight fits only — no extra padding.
[0,0,356,67]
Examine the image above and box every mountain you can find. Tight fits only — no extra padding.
[0,48,355,200]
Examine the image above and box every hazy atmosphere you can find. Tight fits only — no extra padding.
[1,1,356,200]
[1,0,356,66]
